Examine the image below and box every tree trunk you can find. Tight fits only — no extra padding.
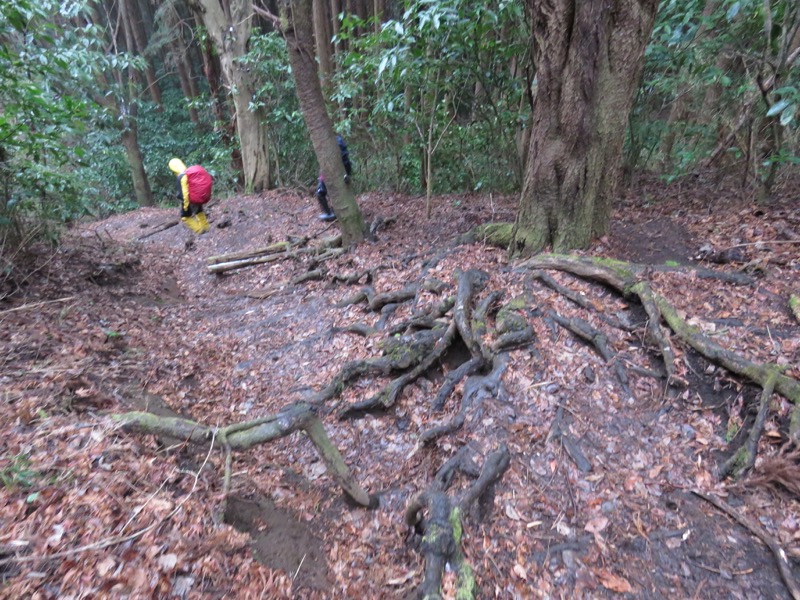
[281,0,366,246]
[313,0,334,89]
[124,0,162,106]
[120,103,154,207]
[513,0,658,255]
[191,0,272,193]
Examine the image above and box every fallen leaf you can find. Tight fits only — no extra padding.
[96,556,116,577]
[597,570,633,593]
[584,517,608,534]
[158,553,178,571]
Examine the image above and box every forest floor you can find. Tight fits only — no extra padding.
[1,173,800,599]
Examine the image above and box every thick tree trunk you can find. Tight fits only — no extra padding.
[192,0,272,192]
[513,0,658,255]
[282,0,366,246]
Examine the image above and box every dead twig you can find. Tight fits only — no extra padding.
[0,296,76,317]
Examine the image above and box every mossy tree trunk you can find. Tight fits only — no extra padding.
[513,0,658,255]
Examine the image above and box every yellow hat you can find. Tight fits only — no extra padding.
[169,158,187,174]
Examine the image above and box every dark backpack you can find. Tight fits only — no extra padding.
[185,165,213,204]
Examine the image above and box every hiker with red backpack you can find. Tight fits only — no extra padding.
[169,158,213,234]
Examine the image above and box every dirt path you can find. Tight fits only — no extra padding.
[1,179,799,598]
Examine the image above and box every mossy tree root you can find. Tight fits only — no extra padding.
[522,254,800,446]
[112,402,374,507]
[312,327,447,406]
[719,371,779,479]
[453,269,491,362]
[340,321,459,416]
[405,445,510,600]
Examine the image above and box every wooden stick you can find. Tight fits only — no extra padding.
[0,296,76,317]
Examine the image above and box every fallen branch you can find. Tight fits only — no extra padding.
[207,236,342,274]
[0,296,76,317]
[113,402,373,507]
[692,490,800,600]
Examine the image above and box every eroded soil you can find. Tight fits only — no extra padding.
[1,174,799,599]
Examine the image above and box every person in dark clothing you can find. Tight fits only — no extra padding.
[316,135,352,221]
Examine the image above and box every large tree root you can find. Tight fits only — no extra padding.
[405,445,511,600]
[421,355,508,445]
[310,327,446,405]
[720,371,779,479]
[547,309,633,399]
[522,253,800,470]
[112,402,375,507]
[338,269,497,417]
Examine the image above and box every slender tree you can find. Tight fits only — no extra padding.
[512,0,658,254]
[277,0,366,246]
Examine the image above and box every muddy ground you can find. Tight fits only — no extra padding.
[1,173,799,599]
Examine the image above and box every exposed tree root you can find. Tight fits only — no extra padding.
[530,269,633,331]
[311,327,446,406]
[421,355,508,445]
[719,371,779,479]
[405,445,510,600]
[547,405,592,473]
[340,321,459,416]
[337,268,503,418]
[112,402,375,508]
[521,254,800,466]
[547,310,633,399]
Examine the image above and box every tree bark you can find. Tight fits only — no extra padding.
[513,0,658,255]
[281,0,366,246]
[313,0,334,89]
[120,106,154,207]
[191,0,272,192]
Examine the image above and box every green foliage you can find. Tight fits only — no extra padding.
[242,31,316,187]
[1,453,38,490]
[331,0,528,196]
[0,0,111,224]
[633,0,800,182]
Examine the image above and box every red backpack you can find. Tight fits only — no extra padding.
[185,165,213,204]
